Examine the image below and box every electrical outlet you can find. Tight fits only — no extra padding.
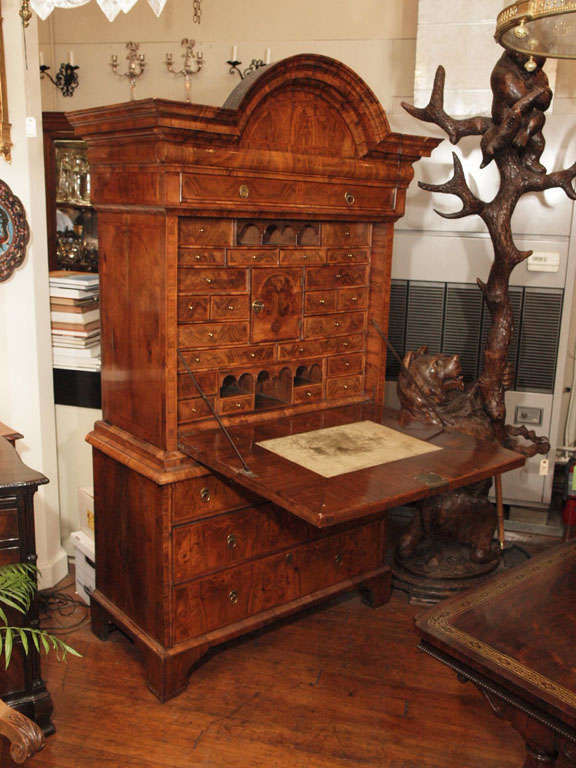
[25,116,37,138]
[539,458,549,476]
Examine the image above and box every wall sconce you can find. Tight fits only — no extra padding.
[40,52,79,97]
[111,42,146,100]
[227,46,271,79]
[165,39,204,102]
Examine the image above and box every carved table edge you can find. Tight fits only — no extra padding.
[418,641,576,745]
[0,701,45,764]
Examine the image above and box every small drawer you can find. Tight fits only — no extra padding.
[178,370,217,399]
[178,249,226,266]
[178,322,249,349]
[327,374,364,399]
[280,249,325,266]
[293,384,323,404]
[178,296,209,323]
[278,333,364,360]
[219,394,253,414]
[323,223,371,246]
[173,521,381,641]
[0,508,18,541]
[178,397,214,423]
[179,268,248,294]
[304,291,337,314]
[179,345,275,371]
[228,249,278,266]
[327,248,369,264]
[179,218,234,246]
[327,353,364,377]
[304,312,365,339]
[172,474,257,525]
[173,503,313,583]
[211,295,250,320]
[306,265,368,290]
[337,287,369,311]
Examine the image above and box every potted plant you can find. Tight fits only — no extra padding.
[0,563,80,667]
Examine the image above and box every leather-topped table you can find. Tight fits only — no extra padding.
[416,541,576,767]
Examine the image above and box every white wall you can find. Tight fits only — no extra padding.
[1,0,67,588]
[38,0,417,114]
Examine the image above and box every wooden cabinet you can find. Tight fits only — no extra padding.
[0,427,53,735]
[69,54,439,701]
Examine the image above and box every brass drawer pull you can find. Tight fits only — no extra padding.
[208,331,216,338]
[344,361,351,368]
[285,552,294,564]
[334,321,342,328]
[239,184,250,199]
[194,356,201,363]
[228,590,239,604]
[305,391,313,398]
[200,487,211,503]
[335,552,343,566]
[234,402,243,408]
[191,407,197,414]
[199,227,206,233]
[195,254,202,261]
[343,384,349,391]
[252,300,265,314]
[188,304,195,311]
[335,273,344,279]
[344,193,355,206]
[298,346,305,353]
[342,342,349,348]
[319,298,326,305]
[226,304,235,311]
[252,255,259,261]
[249,352,256,359]
[205,278,214,285]
[227,533,238,550]
[350,296,358,303]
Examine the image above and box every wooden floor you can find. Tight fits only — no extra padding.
[29,583,540,768]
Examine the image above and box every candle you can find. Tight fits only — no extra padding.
[39,51,44,67]
[265,48,271,64]
[68,50,74,66]
[232,45,238,62]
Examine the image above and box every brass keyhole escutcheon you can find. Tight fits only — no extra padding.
[229,590,239,604]
[334,552,343,566]
[252,300,265,314]
[239,184,250,199]
[227,533,238,550]
[200,487,211,503]
[344,193,355,206]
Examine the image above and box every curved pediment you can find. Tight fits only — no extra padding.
[224,55,391,159]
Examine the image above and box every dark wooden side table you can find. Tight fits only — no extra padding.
[0,430,54,736]
[416,541,576,767]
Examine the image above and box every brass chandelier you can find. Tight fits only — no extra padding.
[496,1,576,64]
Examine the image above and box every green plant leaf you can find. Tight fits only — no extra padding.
[4,628,12,669]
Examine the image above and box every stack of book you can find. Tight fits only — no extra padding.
[49,271,100,372]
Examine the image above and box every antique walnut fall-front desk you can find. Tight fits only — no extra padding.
[69,55,523,701]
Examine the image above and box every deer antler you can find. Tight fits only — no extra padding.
[419,152,485,219]
[402,66,491,145]
[525,160,576,200]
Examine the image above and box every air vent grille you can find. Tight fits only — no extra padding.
[387,279,563,394]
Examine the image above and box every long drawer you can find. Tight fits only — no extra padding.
[172,474,257,525]
[179,344,275,371]
[173,503,315,583]
[173,520,383,641]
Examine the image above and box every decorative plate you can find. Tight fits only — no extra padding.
[0,179,30,282]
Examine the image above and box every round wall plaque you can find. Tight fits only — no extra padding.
[0,179,30,283]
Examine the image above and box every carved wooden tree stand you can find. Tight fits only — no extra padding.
[393,50,566,601]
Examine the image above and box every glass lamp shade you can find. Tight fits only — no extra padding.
[496,1,576,60]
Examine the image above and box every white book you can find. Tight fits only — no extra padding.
[53,360,101,372]
[49,272,99,289]
[53,345,101,359]
[49,286,99,300]
[51,309,100,324]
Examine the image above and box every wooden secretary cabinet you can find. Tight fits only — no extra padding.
[69,55,439,701]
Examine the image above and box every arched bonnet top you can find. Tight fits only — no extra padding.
[222,54,391,159]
